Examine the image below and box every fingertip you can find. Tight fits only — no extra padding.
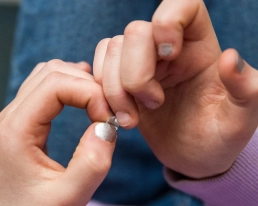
[218,49,246,81]
[94,122,117,143]
[124,78,165,110]
[219,48,258,101]
[103,92,140,129]
[236,53,246,74]
[115,111,131,127]
[138,96,164,110]
[115,110,139,129]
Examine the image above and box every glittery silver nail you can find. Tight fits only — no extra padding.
[95,123,117,142]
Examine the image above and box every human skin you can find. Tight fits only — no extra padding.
[0,61,117,205]
[94,0,258,179]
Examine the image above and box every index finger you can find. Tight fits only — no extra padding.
[121,21,165,110]
[10,72,111,147]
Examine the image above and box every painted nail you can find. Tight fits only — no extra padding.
[95,123,117,143]
[142,100,159,110]
[116,112,131,127]
[158,43,173,57]
[236,53,245,73]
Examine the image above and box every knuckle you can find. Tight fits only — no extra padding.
[122,78,146,94]
[152,0,201,30]
[106,35,124,55]
[34,62,46,71]
[124,21,150,37]
[85,150,111,175]
[44,71,63,84]
[152,14,174,30]
[109,35,124,47]
[193,0,202,5]
[104,88,125,101]
[44,59,64,73]
[187,0,201,13]
[97,38,111,50]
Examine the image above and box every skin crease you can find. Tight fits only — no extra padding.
[97,0,258,179]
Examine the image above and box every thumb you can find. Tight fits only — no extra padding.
[218,49,258,144]
[56,122,117,205]
[219,49,258,103]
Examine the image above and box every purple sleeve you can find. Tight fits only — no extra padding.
[164,130,258,206]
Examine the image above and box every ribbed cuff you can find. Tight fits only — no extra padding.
[164,130,258,206]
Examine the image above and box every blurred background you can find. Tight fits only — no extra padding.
[0,0,19,110]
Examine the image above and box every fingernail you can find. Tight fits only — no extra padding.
[142,100,159,110]
[95,123,117,143]
[116,112,131,127]
[158,43,173,57]
[236,53,245,73]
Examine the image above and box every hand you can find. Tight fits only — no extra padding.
[94,0,258,179]
[0,60,116,205]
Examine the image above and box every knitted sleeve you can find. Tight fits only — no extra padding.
[165,130,258,206]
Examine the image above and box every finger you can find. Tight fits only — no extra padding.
[67,61,91,73]
[219,49,258,104]
[121,21,164,109]
[4,60,95,117]
[218,49,258,144]
[152,0,215,60]
[18,60,94,97]
[10,72,111,147]
[102,35,139,128]
[19,61,90,95]
[57,122,116,205]
[93,38,111,85]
